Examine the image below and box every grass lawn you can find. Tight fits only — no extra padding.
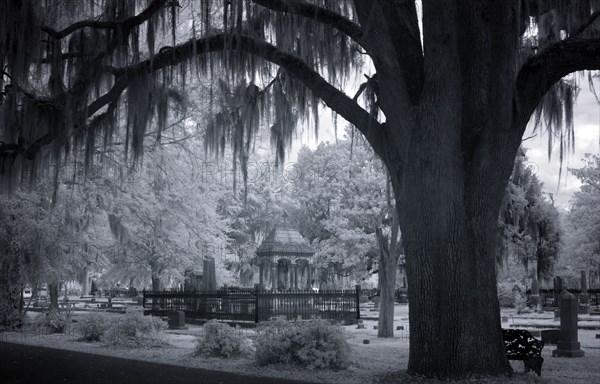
[1,305,599,383]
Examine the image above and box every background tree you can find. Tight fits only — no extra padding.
[2,0,600,378]
[289,132,402,337]
[561,153,600,286]
[497,149,561,284]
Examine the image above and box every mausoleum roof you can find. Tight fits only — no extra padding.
[256,226,314,257]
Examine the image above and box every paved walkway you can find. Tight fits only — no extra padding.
[0,342,316,384]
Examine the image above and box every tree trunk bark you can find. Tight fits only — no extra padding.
[151,275,162,309]
[381,98,514,377]
[80,267,89,297]
[390,159,512,378]
[48,282,59,311]
[376,227,399,338]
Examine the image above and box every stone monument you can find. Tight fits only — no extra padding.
[552,276,562,307]
[552,289,585,357]
[529,275,540,310]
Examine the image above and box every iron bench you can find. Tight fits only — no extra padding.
[502,329,544,376]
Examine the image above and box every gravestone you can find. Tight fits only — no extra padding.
[579,270,589,314]
[552,276,562,307]
[528,276,540,309]
[167,310,188,330]
[552,290,585,357]
[541,329,560,345]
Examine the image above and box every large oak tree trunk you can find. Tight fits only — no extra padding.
[386,113,514,377]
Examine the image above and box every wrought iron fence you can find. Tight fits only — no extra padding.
[142,286,361,324]
[525,288,600,308]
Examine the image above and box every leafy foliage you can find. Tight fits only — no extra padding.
[286,130,394,285]
[254,317,350,370]
[497,149,561,282]
[37,310,67,333]
[78,312,108,342]
[195,319,248,357]
[561,154,600,276]
[497,281,526,309]
[103,309,167,348]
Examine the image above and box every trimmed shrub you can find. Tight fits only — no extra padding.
[103,309,167,348]
[39,310,67,333]
[497,281,527,308]
[78,313,108,342]
[254,317,350,370]
[195,320,247,357]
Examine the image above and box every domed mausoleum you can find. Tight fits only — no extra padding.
[255,226,315,290]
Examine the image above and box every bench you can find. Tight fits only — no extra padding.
[502,329,544,376]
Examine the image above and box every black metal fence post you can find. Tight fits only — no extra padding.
[254,284,260,323]
[355,284,361,320]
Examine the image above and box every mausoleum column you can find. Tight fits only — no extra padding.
[272,262,278,290]
[259,263,264,287]
[293,264,298,290]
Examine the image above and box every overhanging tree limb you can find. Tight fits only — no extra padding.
[41,0,169,39]
[251,0,367,48]
[111,33,386,154]
[16,32,388,161]
[514,38,600,133]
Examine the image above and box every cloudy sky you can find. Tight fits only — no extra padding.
[286,74,600,210]
[523,83,600,209]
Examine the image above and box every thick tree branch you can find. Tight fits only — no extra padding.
[111,33,386,154]
[41,0,168,40]
[15,32,388,162]
[251,0,367,48]
[572,11,600,38]
[515,38,600,133]
[378,0,424,105]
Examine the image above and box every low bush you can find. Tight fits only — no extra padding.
[78,313,108,342]
[39,310,67,333]
[195,320,248,357]
[103,309,167,348]
[497,282,525,308]
[254,317,350,370]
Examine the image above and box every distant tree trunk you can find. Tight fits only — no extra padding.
[376,227,400,338]
[48,282,59,310]
[151,275,162,291]
[151,273,162,309]
[80,267,89,297]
